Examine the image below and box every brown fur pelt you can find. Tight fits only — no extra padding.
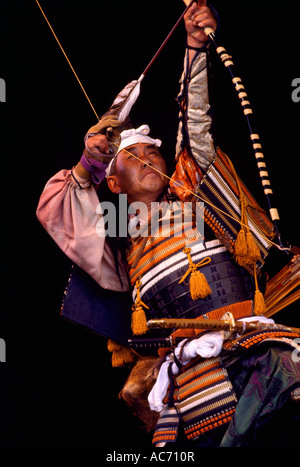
[119,356,163,432]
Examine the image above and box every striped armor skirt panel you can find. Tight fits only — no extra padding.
[128,238,255,353]
[153,355,237,445]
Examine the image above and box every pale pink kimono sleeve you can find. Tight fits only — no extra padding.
[36,169,129,292]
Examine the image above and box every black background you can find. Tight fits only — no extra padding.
[0,0,300,447]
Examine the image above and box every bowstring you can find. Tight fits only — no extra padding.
[35,0,100,121]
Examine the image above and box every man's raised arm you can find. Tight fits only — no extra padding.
[176,1,217,170]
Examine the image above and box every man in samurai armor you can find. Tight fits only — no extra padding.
[37,2,300,447]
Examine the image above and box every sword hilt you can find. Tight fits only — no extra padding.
[147,315,300,338]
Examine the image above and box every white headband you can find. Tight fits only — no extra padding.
[106,124,162,176]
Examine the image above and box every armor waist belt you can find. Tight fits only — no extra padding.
[129,240,254,352]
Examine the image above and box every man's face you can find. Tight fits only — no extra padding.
[107,143,168,204]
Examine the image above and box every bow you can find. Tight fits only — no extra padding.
[35,0,291,247]
[35,0,295,254]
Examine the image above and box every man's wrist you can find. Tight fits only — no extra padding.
[187,36,208,50]
[186,36,209,65]
[78,150,109,184]
[73,161,91,182]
